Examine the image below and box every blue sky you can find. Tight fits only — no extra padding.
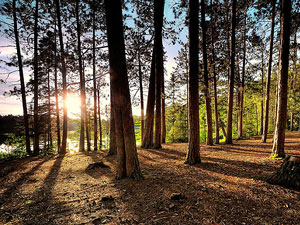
[0,0,187,117]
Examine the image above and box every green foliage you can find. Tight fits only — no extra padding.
[0,133,28,160]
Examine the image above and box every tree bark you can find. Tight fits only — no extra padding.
[238,15,247,140]
[13,0,31,155]
[271,0,291,158]
[201,0,213,146]
[97,89,103,150]
[141,48,155,149]
[76,0,85,152]
[104,0,142,179]
[185,0,200,164]
[260,51,264,135]
[290,31,297,131]
[47,69,52,149]
[153,0,164,149]
[108,88,117,155]
[262,0,276,143]
[225,0,237,144]
[92,0,98,151]
[55,0,68,154]
[161,65,166,144]
[138,51,144,144]
[33,0,39,155]
[211,0,219,144]
[53,18,61,152]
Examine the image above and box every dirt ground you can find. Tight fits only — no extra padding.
[0,132,300,225]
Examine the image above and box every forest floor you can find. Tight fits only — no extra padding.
[0,132,300,225]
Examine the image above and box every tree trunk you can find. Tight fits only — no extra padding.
[76,0,85,152]
[55,0,68,154]
[47,70,52,149]
[262,0,276,143]
[82,62,91,151]
[33,0,39,155]
[271,0,291,158]
[13,0,31,155]
[141,48,155,149]
[260,51,264,135]
[108,88,117,155]
[97,89,103,150]
[201,0,213,146]
[238,15,246,140]
[138,51,144,144]
[53,18,61,152]
[185,0,200,164]
[225,0,237,144]
[290,31,297,131]
[104,0,142,179]
[211,0,219,144]
[153,0,164,149]
[161,65,166,144]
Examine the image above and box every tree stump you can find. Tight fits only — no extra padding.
[266,156,300,190]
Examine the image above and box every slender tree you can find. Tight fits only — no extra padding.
[185,0,200,164]
[12,0,31,155]
[225,0,237,144]
[238,14,247,139]
[53,19,61,152]
[104,0,142,179]
[154,0,164,149]
[201,0,213,145]
[262,0,276,143]
[97,89,102,150]
[76,0,85,152]
[92,0,98,151]
[33,0,39,155]
[141,48,155,149]
[55,0,68,153]
[271,0,291,158]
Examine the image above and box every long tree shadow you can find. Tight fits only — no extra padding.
[0,155,54,205]
[198,156,279,180]
[19,154,67,224]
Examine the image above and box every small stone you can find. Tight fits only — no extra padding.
[101,195,114,201]
[169,204,175,209]
[170,193,185,200]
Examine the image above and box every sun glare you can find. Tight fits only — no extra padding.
[66,93,81,119]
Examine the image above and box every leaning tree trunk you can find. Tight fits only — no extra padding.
[201,0,213,146]
[154,0,164,149]
[225,0,237,144]
[76,0,85,152]
[271,0,291,158]
[266,155,300,190]
[13,0,31,155]
[104,0,142,179]
[55,0,68,154]
[185,0,200,165]
[262,0,276,143]
[141,48,155,149]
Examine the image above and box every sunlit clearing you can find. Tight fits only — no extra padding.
[67,93,81,119]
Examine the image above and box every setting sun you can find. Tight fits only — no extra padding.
[66,92,81,119]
